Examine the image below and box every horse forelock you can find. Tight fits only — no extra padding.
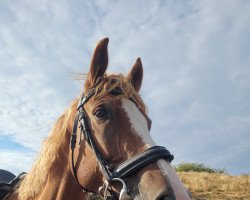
[87,73,147,113]
[18,100,77,200]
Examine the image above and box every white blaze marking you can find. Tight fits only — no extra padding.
[121,99,156,148]
[122,98,191,199]
[157,160,191,199]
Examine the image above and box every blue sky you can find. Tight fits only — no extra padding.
[0,0,249,175]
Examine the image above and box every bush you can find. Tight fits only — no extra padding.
[175,162,227,174]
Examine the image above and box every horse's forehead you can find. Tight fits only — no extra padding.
[121,98,156,148]
[85,94,116,109]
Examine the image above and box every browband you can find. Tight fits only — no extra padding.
[113,146,174,178]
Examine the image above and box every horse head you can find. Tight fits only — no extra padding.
[71,38,191,200]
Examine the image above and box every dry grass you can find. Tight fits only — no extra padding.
[92,172,250,200]
[178,172,250,200]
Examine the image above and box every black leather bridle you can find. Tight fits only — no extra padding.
[70,88,174,199]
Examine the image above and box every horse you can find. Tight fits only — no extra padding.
[2,38,191,200]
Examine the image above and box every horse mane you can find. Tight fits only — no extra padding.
[18,100,78,200]
[17,73,146,200]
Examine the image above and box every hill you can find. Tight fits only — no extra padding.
[178,172,250,200]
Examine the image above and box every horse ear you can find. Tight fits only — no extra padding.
[85,38,109,90]
[127,57,143,92]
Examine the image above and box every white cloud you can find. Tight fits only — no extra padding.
[0,150,35,175]
[0,0,249,175]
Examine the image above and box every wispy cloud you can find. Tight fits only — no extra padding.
[0,150,35,175]
[0,0,249,175]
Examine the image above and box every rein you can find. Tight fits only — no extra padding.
[70,89,174,199]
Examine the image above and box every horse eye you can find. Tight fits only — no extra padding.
[94,108,109,119]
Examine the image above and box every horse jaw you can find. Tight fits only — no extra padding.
[121,98,191,200]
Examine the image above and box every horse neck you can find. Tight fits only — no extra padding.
[17,137,87,200]
[36,157,85,200]
[16,101,89,200]
[35,136,99,200]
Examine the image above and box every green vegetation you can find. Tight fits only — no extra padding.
[175,162,227,174]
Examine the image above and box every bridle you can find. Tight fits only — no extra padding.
[70,88,174,200]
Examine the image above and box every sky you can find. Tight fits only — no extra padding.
[0,0,249,175]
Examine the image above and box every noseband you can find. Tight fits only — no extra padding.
[70,89,174,199]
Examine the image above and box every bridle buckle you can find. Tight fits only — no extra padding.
[100,179,131,200]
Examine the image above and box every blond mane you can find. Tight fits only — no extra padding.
[17,73,146,200]
[18,100,78,200]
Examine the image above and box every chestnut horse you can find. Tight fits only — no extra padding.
[5,38,191,200]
